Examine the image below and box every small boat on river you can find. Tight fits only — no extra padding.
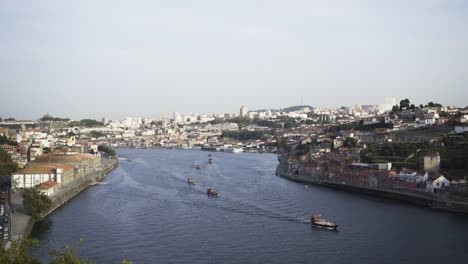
[207,188,219,197]
[187,177,197,185]
[311,214,338,230]
[195,164,201,169]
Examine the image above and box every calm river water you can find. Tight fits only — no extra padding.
[31,149,468,263]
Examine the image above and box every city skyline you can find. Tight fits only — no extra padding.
[1,0,468,120]
[0,96,465,121]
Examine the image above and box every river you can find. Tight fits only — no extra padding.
[31,149,468,264]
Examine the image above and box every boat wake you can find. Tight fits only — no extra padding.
[95,182,110,185]
[199,197,309,224]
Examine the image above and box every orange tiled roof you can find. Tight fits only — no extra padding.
[15,163,73,174]
[36,180,59,190]
[33,153,98,164]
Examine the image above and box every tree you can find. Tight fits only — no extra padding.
[90,131,105,138]
[0,134,18,146]
[0,148,17,181]
[399,99,410,110]
[49,240,95,264]
[0,239,134,264]
[98,145,116,157]
[39,114,70,122]
[344,138,358,148]
[23,188,52,221]
[79,119,104,127]
[391,105,399,113]
[0,239,42,264]
[427,101,442,108]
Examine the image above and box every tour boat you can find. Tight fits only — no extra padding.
[207,188,219,197]
[311,214,338,230]
[187,177,197,185]
[195,164,201,169]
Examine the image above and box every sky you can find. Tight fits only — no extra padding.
[0,0,467,120]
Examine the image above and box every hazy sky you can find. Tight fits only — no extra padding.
[1,0,467,120]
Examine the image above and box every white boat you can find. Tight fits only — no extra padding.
[187,177,197,185]
[223,148,244,153]
[311,214,338,230]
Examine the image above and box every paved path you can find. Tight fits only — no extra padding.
[10,191,31,242]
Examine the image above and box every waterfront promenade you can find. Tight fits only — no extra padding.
[8,157,118,244]
[277,171,468,213]
[10,191,32,243]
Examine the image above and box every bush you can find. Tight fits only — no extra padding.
[23,188,52,221]
[98,145,116,157]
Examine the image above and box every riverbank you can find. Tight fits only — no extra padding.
[45,157,118,216]
[9,157,119,243]
[277,171,468,214]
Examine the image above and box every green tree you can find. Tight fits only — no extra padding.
[427,101,442,108]
[0,239,42,264]
[0,134,18,145]
[90,131,105,138]
[49,240,94,264]
[23,188,52,221]
[399,99,410,110]
[343,137,358,148]
[68,121,81,127]
[79,119,104,127]
[39,114,71,122]
[43,147,52,154]
[98,145,116,157]
[0,148,18,181]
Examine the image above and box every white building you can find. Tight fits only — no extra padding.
[173,112,182,123]
[12,164,72,189]
[124,117,142,128]
[248,112,257,119]
[426,175,450,193]
[240,106,248,117]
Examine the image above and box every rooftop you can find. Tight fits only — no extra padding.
[33,153,99,164]
[15,163,73,174]
[36,180,59,190]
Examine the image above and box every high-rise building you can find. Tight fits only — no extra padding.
[385,97,396,106]
[240,105,248,117]
[381,97,397,112]
[173,112,182,123]
[160,113,167,122]
[101,117,109,125]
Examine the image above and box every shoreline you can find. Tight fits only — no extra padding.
[9,157,119,244]
[277,171,468,214]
